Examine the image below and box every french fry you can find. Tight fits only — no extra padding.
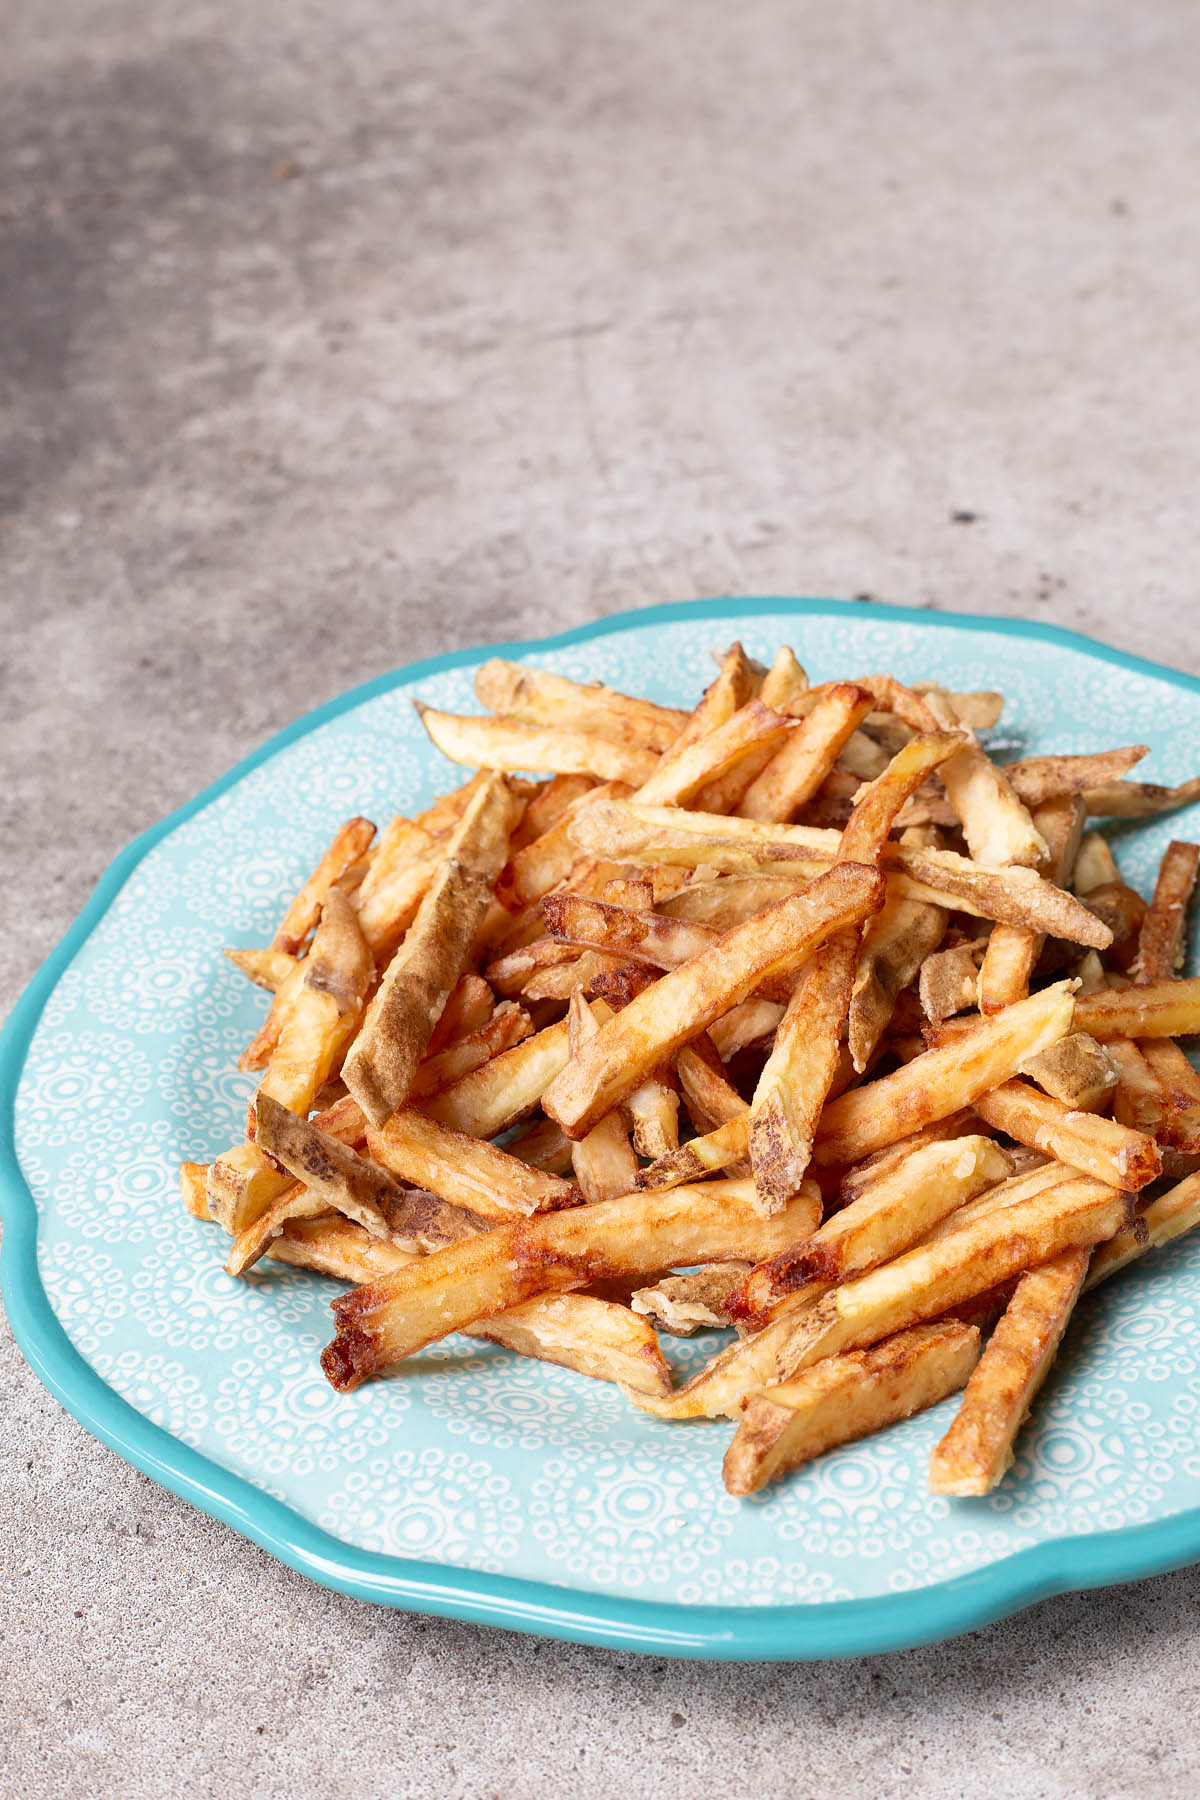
[1083,775,1200,818]
[977,795,1085,1013]
[675,1039,748,1134]
[180,1161,212,1221]
[507,774,598,850]
[691,648,813,813]
[525,951,644,1004]
[630,1174,1129,1421]
[408,1005,533,1100]
[425,1015,575,1136]
[1020,1033,1118,1112]
[661,872,811,928]
[541,893,717,969]
[848,893,948,1071]
[639,1114,750,1190]
[1132,840,1199,983]
[272,816,376,955]
[998,746,1149,808]
[1074,978,1200,1041]
[505,1114,575,1175]
[732,1135,1012,1328]
[669,642,757,751]
[343,773,518,1126]
[974,1078,1161,1190]
[625,1071,680,1160]
[725,1321,982,1497]
[1139,1039,1200,1111]
[366,1108,579,1221]
[1073,832,1120,894]
[573,802,1112,948]
[206,1142,295,1238]
[918,944,980,1022]
[919,689,1047,868]
[1086,1170,1200,1288]
[707,996,785,1061]
[837,1112,979,1205]
[236,956,306,1073]
[496,781,633,912]
[474,659,688,752]
[322,1177,823,1388]
[567,993,640,1202]
[254,888,373,1121]
[631,1264,752,1335]
[748,939,854,1213]
[738,684,874,822]
[415,702,660,785]
[632,701,801,808]
[813,980,1077,1167]
[224,947,299,992]
[1105,1041,1200,1152]
[425,973,495,1053]
[928,1247,1090,1495]
[542,862,885,1139]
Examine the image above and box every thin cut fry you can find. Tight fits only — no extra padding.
[920,688,1047,868]
[1086,1170,1200,1288]
[474,659,688,752]
[977,795,1084,1013]
[272,816,376,955]
[416,702,659,785]
[180,1161,212,1221]
[1132,840,1199,983]
[322,1177,822,1388]
[726,1321,982,1497]
[848,893,948,1071]
[974,1079,1161,1190]
[343,773,518,1126]
[632,701,800,808]
[567,993,640,1202]
[1083,775,1200,818]
[738,684,874,822]
[224,947,299,992]
[928,1248,1090,1495]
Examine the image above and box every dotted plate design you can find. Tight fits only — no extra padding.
[3,598,1200,1660]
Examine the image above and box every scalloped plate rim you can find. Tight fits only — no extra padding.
[4,594,1200,1662]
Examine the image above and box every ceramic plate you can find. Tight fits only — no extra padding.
[4,598,1200,1661]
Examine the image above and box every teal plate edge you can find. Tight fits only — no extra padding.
[5,595,1200,1662]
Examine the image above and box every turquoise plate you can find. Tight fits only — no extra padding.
[4,598,1200,1660]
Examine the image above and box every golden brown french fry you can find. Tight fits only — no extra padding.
[408,1005,533,1100]
[691,648,813,813]
[708,996,786,1061]
[543,862,885,1139]
[415,702,659,785]
[1132,840,1199,983]
[541,893,717,969]
[748,939,854,1213]
[524,950,644,1004]
[236,956,306,1073]
[366,1109,579,1221]
[572,802,1112,948]
[630,1264,752,1335]
[224,947,299,992]
[272,816,376,955]
[180,1161,212,1221]
[918,944,979,1022]
[726,1321,982,1497]
[567,993,640,1202]
[928,1248,1090,1495]
[917,689,1047,868]
[999,746,1149,808]
[343,774,518,1126]
[322,1177,822,1388]
[661,872,810,928]
[508,774,598,850]
[813,980,1077,1167]
[474,659,688,752]
[974,1078,1161,1190]
[495,781,633,912]
[837,1112,979,1204]
[1086,1170,1200,1288]
[675,1039,748,1135]
[1083,775,1200,818]
[311,1092,368,1146]
[625,1071,680,1160]
[630,1174,1129,1421]
[977,795,1085,1013]
[424,1015,577,1136]
[639,1114,750,1190]
[738,684,874,822]
[1074,978,1200,1041]
[1073,832,1120,894]
[848,893,948,1072]
[255,888,373,1121]
[909,684,1004,729]
[632,701,801,808]
[671,642,758,751]
[425,973,496,1053]
[206,1143,295,1238]
[732,1135,1012,1328]
[1020,1033,1118,1112]
[1139,1039,1200,1111]
[504,1114,575,1175]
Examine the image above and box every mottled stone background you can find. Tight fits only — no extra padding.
[3,2,1199,1795]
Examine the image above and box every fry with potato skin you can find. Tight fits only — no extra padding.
[631,1264,752,1335]
[542,861,886,1140]
[322,1177,822,1389]
[474,659,688,752]
[1132,840,1200,984]
[738,684,874,822]
[1086,1170,1200,1288]
[726,1321,982,1497]
[366,1108,579,1221]
[928,1248,1090,1496]
[224,947,300,992]
[1020,1032,1119,1112]
[632,701,801,808]
[567,993,640,1202]
[343,774,518,1127]
[272,816,376,956]
[973,1078,1161,1190]
[977,794,1085,1014]
[416,702,660,785]
[813,980,1077,1167]
[848,893,948,1072]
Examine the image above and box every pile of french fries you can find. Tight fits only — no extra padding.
[183,643,1200,1500]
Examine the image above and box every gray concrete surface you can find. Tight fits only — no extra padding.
[3,2,1200,1795]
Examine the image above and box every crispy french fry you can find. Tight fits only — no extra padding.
[366,1109,579,1221]
[224,947,299,992]
[236,956,306,1073]
[748,939,854,1213]
[415,702,659,785]
[918,944,980,1022]
[1105,1040,1200,1151]
[426,1015,575,1136]
[625,1071,680,1160]
[180,1161,212,1221]
[639,1114,750,1190]
[255,888,373,1121]
[977,795,1085,1013]
[691,648,813,813]
[567,993,640,1202]
[670,642,758,751]
[837,1112,979,1204]
[928,1248,1090,1495]
[630,1174,1129,1421]
[474,660,688,752]
[738,684,874,822]
[1074,978,1200,1041]
[343,774,518,1126]
[1083,775,1200,818]
[630,1264,751,1335]
[1020,1033,1118,1112]
[425,973,495,1053]
[675,1039,747,1135]
[505,1114,575,1175]
[919,689,1047,868]
[1132,840,1199,984]
[1086,1170,1200,1288]
[272,817,376,955]
[409,1005,533,1100]
[1073,832,1120,894]
[633,701,801,808]
[733,1135,1012,1328]
[661,872,810,928]
[496,781,633,912]
[998,746,1149,808]
[322,1177,822,1388]
[813,980,1077,1167]
[1139,1039,1200,1111]
[541,893,717,970]
[543,862,885,1139]
[974,1078,1160,1190]
[726,1321,981,1496]
[708,996,785,1061]
[848,894,948,1072]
